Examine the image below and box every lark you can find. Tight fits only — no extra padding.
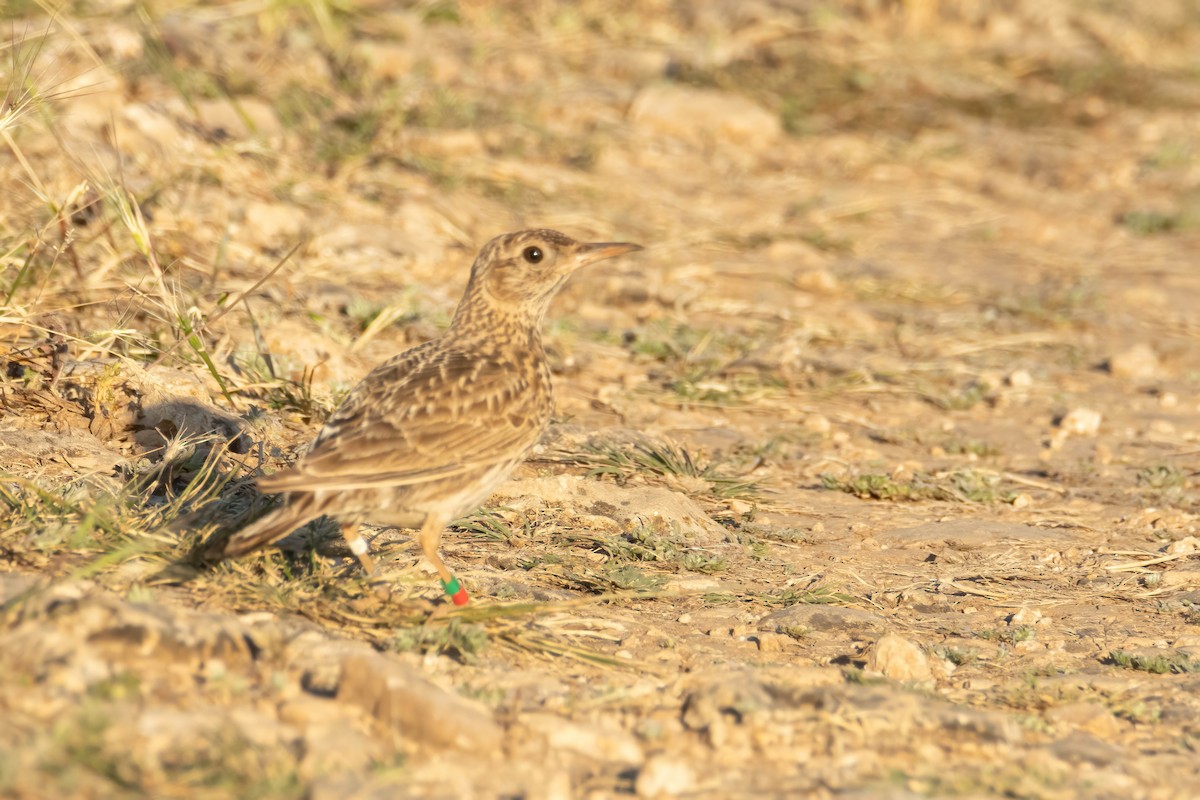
[223,230,642,604]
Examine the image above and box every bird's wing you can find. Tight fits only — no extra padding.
[258,344,548,492]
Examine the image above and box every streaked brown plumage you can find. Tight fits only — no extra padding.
[223,229,642,604]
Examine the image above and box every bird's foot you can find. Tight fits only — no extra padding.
[441,575,470,606]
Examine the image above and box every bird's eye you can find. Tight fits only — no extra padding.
[522,246,544,264]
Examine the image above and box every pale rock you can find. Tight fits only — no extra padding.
[754,632,790,652]
[1164,536,1200,555]
[529,770,574,800]
[803,413,832,435]
[1014,638,1043,654]
[1006,369,1033,388]
[1009,607,1044,627]
[1058,408,1102,437]
[681,672,773,732]
[12,588,257,673]
[0,573,38,605]
[1159,560,1200,588]
[631,85,782,152]
[1044,702,1121,738]
[285,634,376,695]
[134,709,228,765]
[928,703,1018,743]
[1176,643,1200,665]
[336,653,501,752]
[124,362,251,454]
[636,754,697,798]
[867,634,933,683]
[133,708,299,776]
[931,653,957,681]
[300,721,383,778]
[727,498,753,516]
[522,714,644,766]
[1048,731,1124,766]
[0,429,125,476]
[104,23,144,60]
[1107,343,1161,381]
[762,238,827,267]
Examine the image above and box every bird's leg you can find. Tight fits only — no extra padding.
[418,515,469,606]
[341,522,377,576]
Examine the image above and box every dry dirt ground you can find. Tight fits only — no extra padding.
[2,1,1200,798]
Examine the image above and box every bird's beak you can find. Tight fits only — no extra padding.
[574,241,643,268]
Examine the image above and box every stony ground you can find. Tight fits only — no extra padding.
[2,1,1200,798]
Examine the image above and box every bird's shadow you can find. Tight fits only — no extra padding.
[154,501,351,588]
[128,401,394,594]
[117,396,288,585]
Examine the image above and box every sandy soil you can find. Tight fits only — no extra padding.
[2,1,1199,798]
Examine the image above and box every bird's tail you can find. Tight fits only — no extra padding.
[221,498,321,559]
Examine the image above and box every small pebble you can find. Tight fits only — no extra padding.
[1007,369,1033,388]
[1059,408,1102,436]
[1107,343,1161,381]
[867,634,933,683]
[636,755,697,799]
[1009,607,1043,626]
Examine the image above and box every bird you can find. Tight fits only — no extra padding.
[222,229,642,605]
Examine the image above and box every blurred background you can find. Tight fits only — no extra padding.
[5,0,1198,404]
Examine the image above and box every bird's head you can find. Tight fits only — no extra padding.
[456,229,642,326]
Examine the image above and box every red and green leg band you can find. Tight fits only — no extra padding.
[442,576,469,606]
